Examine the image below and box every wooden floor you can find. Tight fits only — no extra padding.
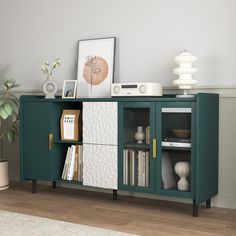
[0,182,236,236]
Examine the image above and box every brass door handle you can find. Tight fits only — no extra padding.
[48,133,54,150]
[153,138,157,159]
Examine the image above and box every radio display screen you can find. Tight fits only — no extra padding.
[121,85,137,89]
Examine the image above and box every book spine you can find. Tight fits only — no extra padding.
[78,145,83,181]
[123,149,127,185]
[67,145,76,180]
[145,151,149,187]
[73,145,79,181]
[62,146,71,180]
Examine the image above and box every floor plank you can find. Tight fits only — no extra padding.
[0,182,235,236]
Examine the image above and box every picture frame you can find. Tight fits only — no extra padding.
[76,37,116,98]
[62,80,77,98]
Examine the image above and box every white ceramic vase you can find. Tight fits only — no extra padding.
[42,77,58,99]
[0,160,9,190]
[174,161,190,191]
[134,126,145,144]
[173,51,197,97]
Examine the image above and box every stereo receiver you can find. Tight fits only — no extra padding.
[111,82,162,97]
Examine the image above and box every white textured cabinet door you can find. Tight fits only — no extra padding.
[83,102,117,145]
[83,144,117,189]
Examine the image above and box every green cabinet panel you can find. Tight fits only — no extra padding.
[195,94,219,204]
[21,101,54,181]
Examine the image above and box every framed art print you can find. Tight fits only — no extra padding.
[76,37,116,98]
[62,80,77,98]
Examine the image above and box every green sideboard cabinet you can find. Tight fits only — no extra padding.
[20,93,219,217]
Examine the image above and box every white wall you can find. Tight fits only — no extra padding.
[1,0,236,209]
[1,0,236,89]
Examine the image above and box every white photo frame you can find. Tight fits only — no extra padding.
[62,80,77,98]
[76,37,116,98]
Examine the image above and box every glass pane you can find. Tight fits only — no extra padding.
[122,107,150,188]
[161,108,192,192]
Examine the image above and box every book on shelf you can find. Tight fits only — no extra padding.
[61,147,71,180]
[162,137,191,148]
[61,144,83,182]
[161,152,176,189]
[73,145,79,181]
[67,145,76,180]
[145,126,150,144]
[78,145,83,181]
[123,149,149,187]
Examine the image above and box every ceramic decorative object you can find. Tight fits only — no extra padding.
[0,160,9,191]
[41,57,61,99]
[42,78,58,99]
[134,126,145,144]
[173,51,197,97]
[174,161,190,191]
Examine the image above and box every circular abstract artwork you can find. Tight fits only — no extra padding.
[83,56,109,85]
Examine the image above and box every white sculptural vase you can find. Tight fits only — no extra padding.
[174,161,190,191]
[173,51,197,97]
[134,126,145,144]
[42,77,58,99]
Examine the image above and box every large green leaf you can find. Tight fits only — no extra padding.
[0,105,9,119]
[7,128,15,144]
[4,103,13,115]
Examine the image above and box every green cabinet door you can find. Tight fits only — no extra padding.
[118,102,156,193]
[155,101,196,198]
[21,101,63,181]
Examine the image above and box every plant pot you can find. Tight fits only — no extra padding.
[0,160,10,190]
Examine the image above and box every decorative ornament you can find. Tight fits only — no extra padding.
[134,126,145,144]
[41,57,61,99]
[173,51,197,97]
[42,77,58,99]
[174,161,190,191]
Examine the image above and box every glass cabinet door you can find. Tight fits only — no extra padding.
[118,102,156,193]
[156,102,195,198]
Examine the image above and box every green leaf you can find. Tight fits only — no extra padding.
[7,129,15,144]
[3,103,13,116]
[0,105,9,119]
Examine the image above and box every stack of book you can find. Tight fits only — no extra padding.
[123,149,149,187]
[162,137,191,148]
[61,145,83,181]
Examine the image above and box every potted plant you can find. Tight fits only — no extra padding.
[0,79,19,190]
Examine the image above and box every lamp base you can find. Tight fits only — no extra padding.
[176,89,195,98]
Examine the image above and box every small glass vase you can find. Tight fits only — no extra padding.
[42,77,58,99]
[134,126,145,144]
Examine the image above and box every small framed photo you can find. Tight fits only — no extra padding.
[76,37,116,98]
[62,80,77,98]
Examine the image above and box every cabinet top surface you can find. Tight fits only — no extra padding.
[20,93,218,103]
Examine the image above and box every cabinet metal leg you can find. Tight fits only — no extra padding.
[206,198,211,209]
[113,189,117,200]
[32,180,37,193]
[52,181,56,189]
[193,200,198,217]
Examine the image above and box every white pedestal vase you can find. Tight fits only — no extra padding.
[173,51,197,97]
[42,77,58,99]
[0,160,9,190]
[174,161,190,191]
